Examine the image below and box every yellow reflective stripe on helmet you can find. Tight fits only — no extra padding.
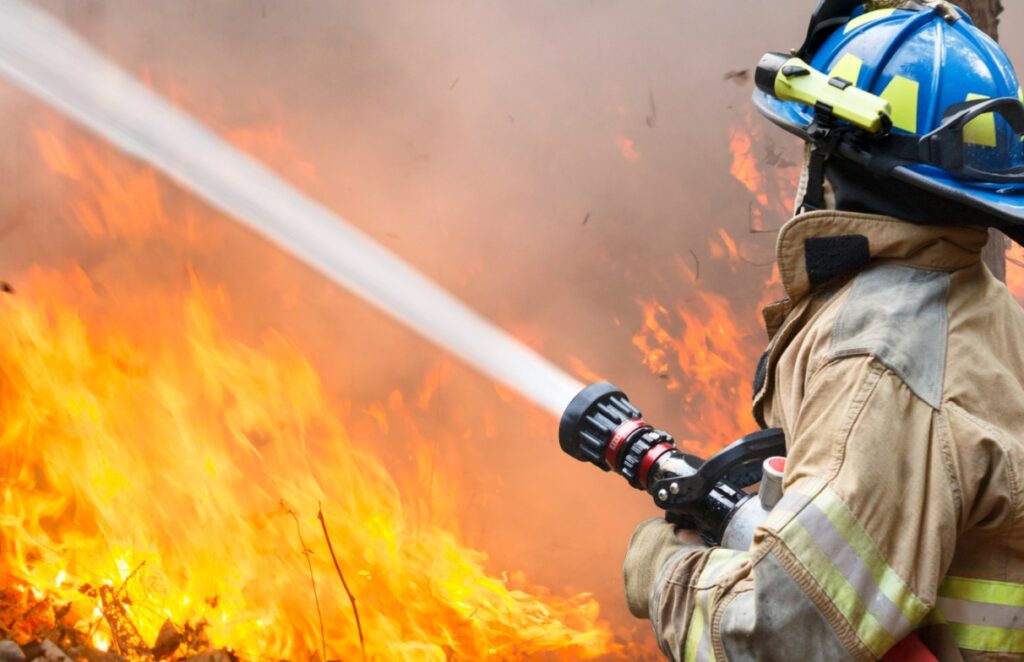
[879,76,919,133]
[964,93,998,147]
[845,8,896,33]
[683,549,745,662]
[777,485,929,659]
[829,53,864,87]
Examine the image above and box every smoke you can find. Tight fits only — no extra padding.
[0,0,1021,650]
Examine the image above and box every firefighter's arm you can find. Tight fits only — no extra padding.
[629,356,958,661]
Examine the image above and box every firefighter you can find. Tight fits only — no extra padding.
[623,2,1024,660]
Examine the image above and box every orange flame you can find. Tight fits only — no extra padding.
[728,128,767,207]
[0,125,619,660]
[632,117,797,454]
[615,136,640,162]
[728,114,802,233]
[631,293,758,452]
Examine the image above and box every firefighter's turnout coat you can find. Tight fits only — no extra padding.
[644,211,1024,661]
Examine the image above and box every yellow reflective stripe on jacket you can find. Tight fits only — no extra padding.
[925,576,1024,653]
[683,548,745,662]
[776,482,929,659]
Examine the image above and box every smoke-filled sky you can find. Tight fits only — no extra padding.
[0,1,1021,651]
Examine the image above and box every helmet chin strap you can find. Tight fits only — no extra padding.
[798,146,831,213]
[795,145,839,215]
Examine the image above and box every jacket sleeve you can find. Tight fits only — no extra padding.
[648,356,959,661]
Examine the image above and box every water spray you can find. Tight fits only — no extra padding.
[0,0,580,418]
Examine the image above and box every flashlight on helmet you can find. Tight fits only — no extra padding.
[559,382,787,546]
[755,52,892,134]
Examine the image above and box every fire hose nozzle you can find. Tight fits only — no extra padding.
[558,381,692,489]
[558,381,788,544]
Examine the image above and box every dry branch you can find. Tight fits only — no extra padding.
[283,502,327,662]
[97,585,146,656]
[317,504,366,662]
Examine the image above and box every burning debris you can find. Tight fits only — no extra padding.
[0,582,234,662]
[615,135,640,162]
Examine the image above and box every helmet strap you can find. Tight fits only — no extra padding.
[799,105,845,214]
[800,146,830,213]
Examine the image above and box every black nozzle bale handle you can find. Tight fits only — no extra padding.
[652,428,786,507]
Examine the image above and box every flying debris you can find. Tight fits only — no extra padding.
[723,69,751,85]
[646,90,657,128]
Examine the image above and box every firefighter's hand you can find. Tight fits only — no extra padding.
[623,518,701,619]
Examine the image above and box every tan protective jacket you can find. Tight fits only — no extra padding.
[648,211,1024,661]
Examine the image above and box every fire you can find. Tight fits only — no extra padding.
[708,228,743,270]
[0,123,618,660]
[729,114,802,233]
[631,293,759,451]
[630,116,797,453]
[728,127,768,207]
[615,136,640,162]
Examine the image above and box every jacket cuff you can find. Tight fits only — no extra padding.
[650,544,707,658]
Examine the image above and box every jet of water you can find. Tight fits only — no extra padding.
[0,0,583,418]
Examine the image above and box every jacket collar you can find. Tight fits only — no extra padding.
[762,210,988,337]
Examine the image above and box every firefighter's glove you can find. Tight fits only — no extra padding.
[623,518,696,619]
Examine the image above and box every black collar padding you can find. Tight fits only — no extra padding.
[825,157,1020,241]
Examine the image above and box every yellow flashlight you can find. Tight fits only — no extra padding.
[756,52,893,134]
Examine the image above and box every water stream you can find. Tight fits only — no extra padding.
[0,0,583,418]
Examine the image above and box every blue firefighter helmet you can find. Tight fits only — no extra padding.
[752,0,1024,229]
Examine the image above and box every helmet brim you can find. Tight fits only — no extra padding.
[752,90,1024,229]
